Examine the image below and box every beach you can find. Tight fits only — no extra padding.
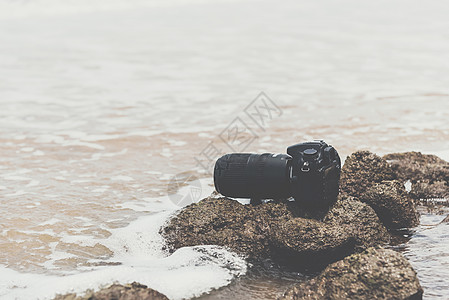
[0,0,449,298]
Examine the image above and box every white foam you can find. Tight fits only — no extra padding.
[0,174,234,299]
[91,149,128,160]
[6,190,28,197]
[404,180,412,193]
[0,203,247,300]
[159,174,173,181]
[32,150,45,156]
[92,187,109,193]
[62,141,105,150]
[39,218,62,226]
[0,245,246,300]
[145,170,162,175]
[1,175,31,181]
[111,175,134,182]
[168,140,187,146]
[26,180,40,187]
[161,148,172,158]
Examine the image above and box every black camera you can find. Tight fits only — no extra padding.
[213,140,341,211]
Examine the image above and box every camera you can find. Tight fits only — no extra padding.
[213,140,341,211]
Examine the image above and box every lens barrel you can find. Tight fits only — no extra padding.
[214,153,291,199]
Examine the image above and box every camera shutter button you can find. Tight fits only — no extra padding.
[303,148,317,155]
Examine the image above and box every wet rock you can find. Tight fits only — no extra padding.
[339,151,419,230]
[161,195,293,259]
[269,217,356,267]
[383,151,449,200]
[161,195,389,266]
[383,151,449,182]
[340,151,396,199]
[54,282,169,300]
[279,247,423,300]
[411,181,449,201]
[323,198,390,251]
[358,180,419,229]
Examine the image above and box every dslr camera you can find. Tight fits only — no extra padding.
[213,140,341,211]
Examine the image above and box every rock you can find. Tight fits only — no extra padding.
[54,282,169,300]
[411,181,449,201]
[161,195,389,266]
[358,180,419,229]
[269,217,356,268]
[279,247,423,300]
[340,151,396,199]
[383,152,449,200]
[323,198,390,251]
[383,151,449,182]
[161,195,293,259]
[339,152,419,230]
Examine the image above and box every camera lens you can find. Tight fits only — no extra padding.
[214,153,292,199]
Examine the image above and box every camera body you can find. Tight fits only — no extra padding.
[287,140,341,210]
[213,140,341,211]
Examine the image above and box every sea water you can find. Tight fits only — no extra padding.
[0,0,449,299]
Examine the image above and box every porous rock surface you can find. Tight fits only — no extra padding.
[54,282,169,300]
[323,198,390,251]
[340,151,396,199]
[383,151,449,200]
[161,195,389,265]
[359,180,419,229]
[162,195,294,259]
[340,151,420,230]
[279,247,423,300]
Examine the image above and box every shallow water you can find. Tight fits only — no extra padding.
[0,0,449,299]
[397,205,449,300]
[196,260,310,300]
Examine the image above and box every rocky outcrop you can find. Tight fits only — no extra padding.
[358,180,419,229]
[280,247,423,300]
[323,198,390,251]
[161,195,293,259]
[411,181,449,201]
[157,149,435,298]
[269,216,356,267]
[384,152,449,182]
[54,282,169,300]
[161,195,389,266]
[383,152,449,200]
[339,151,420,230]
[340,151,396,199]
